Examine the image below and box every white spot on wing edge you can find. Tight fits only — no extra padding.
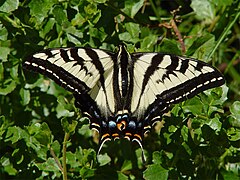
[204,81,210,85]
[210,78,217,82]
[38,66,45,70]
[32,63,38,67]
[46,69,52,73]
[33,53,47,59]
[24,61,31,65]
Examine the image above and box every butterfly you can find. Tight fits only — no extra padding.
[23,44,225,161]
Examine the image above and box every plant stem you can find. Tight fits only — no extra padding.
[62,132,70,180]
[149,0,161,22]
[49,146,63,172]
[207,11,240,60]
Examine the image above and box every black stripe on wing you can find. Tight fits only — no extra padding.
[23,49,90,94]
[85,48,106,88]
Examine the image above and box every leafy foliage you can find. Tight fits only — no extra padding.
[1,0,240,179]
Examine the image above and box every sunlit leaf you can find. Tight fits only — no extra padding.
[29,0,56,24]
[0,47,11,62]
[191,0,215,21]
[97,153,111,166]
[0,0,19,13]
[143,164,168,180]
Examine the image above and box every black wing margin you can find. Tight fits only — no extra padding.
[23,48,92,94]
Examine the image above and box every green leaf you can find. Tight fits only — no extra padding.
[48,38,61,48]
[181,125,189,142]
[0,47,11,62]
[97,153,111,166]
[212,0,233,6]
[35,158,61,172]
[152,151,163,165]
[123,0,144,18]
[61,118,78,134]
[76,148,96,165]
[56,95,75,118]
[159,38,181,55]
[119,32,132,42]
[77,124,92,138]
[33,122,52,146]
[186,33,215,61]
[20,88,30,106]
[230,101,240,127]
[121,160,132,172]
[119,22,140,43]
[5,126,26,143]
[0,157,18,175]
[143,164,169,180]
[140,35,158,52]
[56,105,73,118]
[72,13,86,26]
[0,26,8,41]
[0,63,3,81]
[0,0,19,13]
[80,166,95,179]
[29,0,56,24]
[191,0,215,21]
[66,27,83,45]
[130,0,144,18]
[182,97,203,115]
[220,169,240,180]
[125,22,140,39]
[118,172,129,180]
[227,128,240,141]
[40,18,56,37]
[84,3,98,15]
[52,5,68,26]
[206,116,222,132]
[66,151,79,168]
[51,140,61,157]
[0,116,6,140]
[87,0,107,3]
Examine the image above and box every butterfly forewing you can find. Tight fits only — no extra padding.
[23,47,116,116]
[131,53,225,118]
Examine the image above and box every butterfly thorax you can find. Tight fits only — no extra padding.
[114,44,133,110]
